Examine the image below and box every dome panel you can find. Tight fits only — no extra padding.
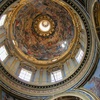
[13,0,74,60]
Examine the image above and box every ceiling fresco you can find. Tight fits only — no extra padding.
[1,0,99,99]
[13,0,74,60]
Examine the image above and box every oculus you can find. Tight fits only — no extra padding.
[39,20,51,32]
[33,15,55,37]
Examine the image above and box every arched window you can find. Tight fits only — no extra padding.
[19,68,32,82]
[51,70,62,82]
[0,14,7,27]
[0,45,8,61]
[75,49,84,63]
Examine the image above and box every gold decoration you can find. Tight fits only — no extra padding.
[33,15,55,37]
[7,0,82,68]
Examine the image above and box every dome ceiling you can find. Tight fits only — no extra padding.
[13,0,74,61]
[0,0,95,97]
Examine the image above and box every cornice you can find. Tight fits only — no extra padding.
[0,0,17,15]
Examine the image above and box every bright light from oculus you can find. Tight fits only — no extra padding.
[39,20,51,32]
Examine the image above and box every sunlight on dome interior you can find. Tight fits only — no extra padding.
[0,0,99,99]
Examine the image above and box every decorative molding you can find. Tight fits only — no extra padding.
[0,0,98,97]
